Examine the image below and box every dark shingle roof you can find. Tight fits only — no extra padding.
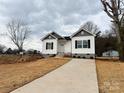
[42,32,71,41]
[51,32,63,39]
[51,32,71,40]
[64,36,71,40]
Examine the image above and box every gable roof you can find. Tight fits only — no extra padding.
[41,31,64,41]
[42,28,95,41]
[41,33,56,41]
[71,28,95,38]
[50,32,64,39]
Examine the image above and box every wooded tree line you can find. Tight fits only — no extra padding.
[95,36,117,56]
[0,46,40,55]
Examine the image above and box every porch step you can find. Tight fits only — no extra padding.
[55,53,64,57]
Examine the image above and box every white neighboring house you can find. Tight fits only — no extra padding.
[42,28,95,58]
[102,50,119,57]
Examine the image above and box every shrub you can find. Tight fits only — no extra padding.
[64,53,72,57]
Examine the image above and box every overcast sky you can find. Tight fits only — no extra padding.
[0,0,111,51]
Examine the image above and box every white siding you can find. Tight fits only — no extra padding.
[64,41,71,53]
[42,39,57,54]
[72,36,95,54]
[102,50,119,57]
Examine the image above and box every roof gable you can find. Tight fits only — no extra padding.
[71,29,95,38]
[51,32,63,39]
[43,34,56,40]
[42,31,64,41]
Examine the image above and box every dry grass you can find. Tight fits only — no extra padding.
[96,60,124,93]
[0,58,70,93]
[0,55,42,64]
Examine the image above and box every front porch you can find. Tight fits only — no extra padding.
[57,40,66,55]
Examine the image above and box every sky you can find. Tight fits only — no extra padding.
[0,0,111,51]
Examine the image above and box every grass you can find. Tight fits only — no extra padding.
[96,60,124,93]
[0,57,70,93]
[0,54,42,64]
[1,56,123,93]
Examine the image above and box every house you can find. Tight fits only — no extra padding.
[102,50,119,57]
[41,28,95,58]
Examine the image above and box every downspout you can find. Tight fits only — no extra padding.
[56,38,58,55]
[70,35,73,57]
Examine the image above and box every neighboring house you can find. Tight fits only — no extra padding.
[102,50,119,57]
[41,28,95,58]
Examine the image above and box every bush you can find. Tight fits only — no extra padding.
[64,53,72,57]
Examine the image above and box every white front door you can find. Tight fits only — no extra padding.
[59,44,64,53]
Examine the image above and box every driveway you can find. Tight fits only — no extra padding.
[11,59,99,93]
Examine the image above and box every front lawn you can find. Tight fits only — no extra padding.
[96,60,124,93]
[0,58,70,93]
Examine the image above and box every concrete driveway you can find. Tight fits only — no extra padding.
[11,59,99,93]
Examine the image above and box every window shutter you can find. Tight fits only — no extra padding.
[51,43,53,49]
[75,40,77,49]
[46,43,48,50]
[88,40,90,48]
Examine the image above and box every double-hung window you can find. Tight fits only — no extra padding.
[83,40,90,48]
[75,40,82,48]
[46,42,53,50]
[75,40,90,49]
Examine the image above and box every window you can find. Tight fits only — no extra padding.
[46,42,53,50]
[75,40,82,49]
[75,40,90,49]
[83,40,90,48]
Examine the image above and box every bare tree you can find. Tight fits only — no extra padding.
[0,44,6,53]
[102,24,117,38]
[101,0,124,61]
[110,23,117,36]
[81,21,100,36]
[7,19,30,53]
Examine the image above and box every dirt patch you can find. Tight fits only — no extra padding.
[0,58,70,93]
[96,60,124,93]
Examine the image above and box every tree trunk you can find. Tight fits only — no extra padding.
[119,27,124,61]
[115,24,124,61]
[119,45,124,61]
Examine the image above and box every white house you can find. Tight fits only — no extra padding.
[41,28,95,58]
[102,50,119,57]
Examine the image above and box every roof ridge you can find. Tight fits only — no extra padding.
[50,31,64,39]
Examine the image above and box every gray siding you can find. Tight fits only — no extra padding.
[44,35,56,40]
[73,30,93,37]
